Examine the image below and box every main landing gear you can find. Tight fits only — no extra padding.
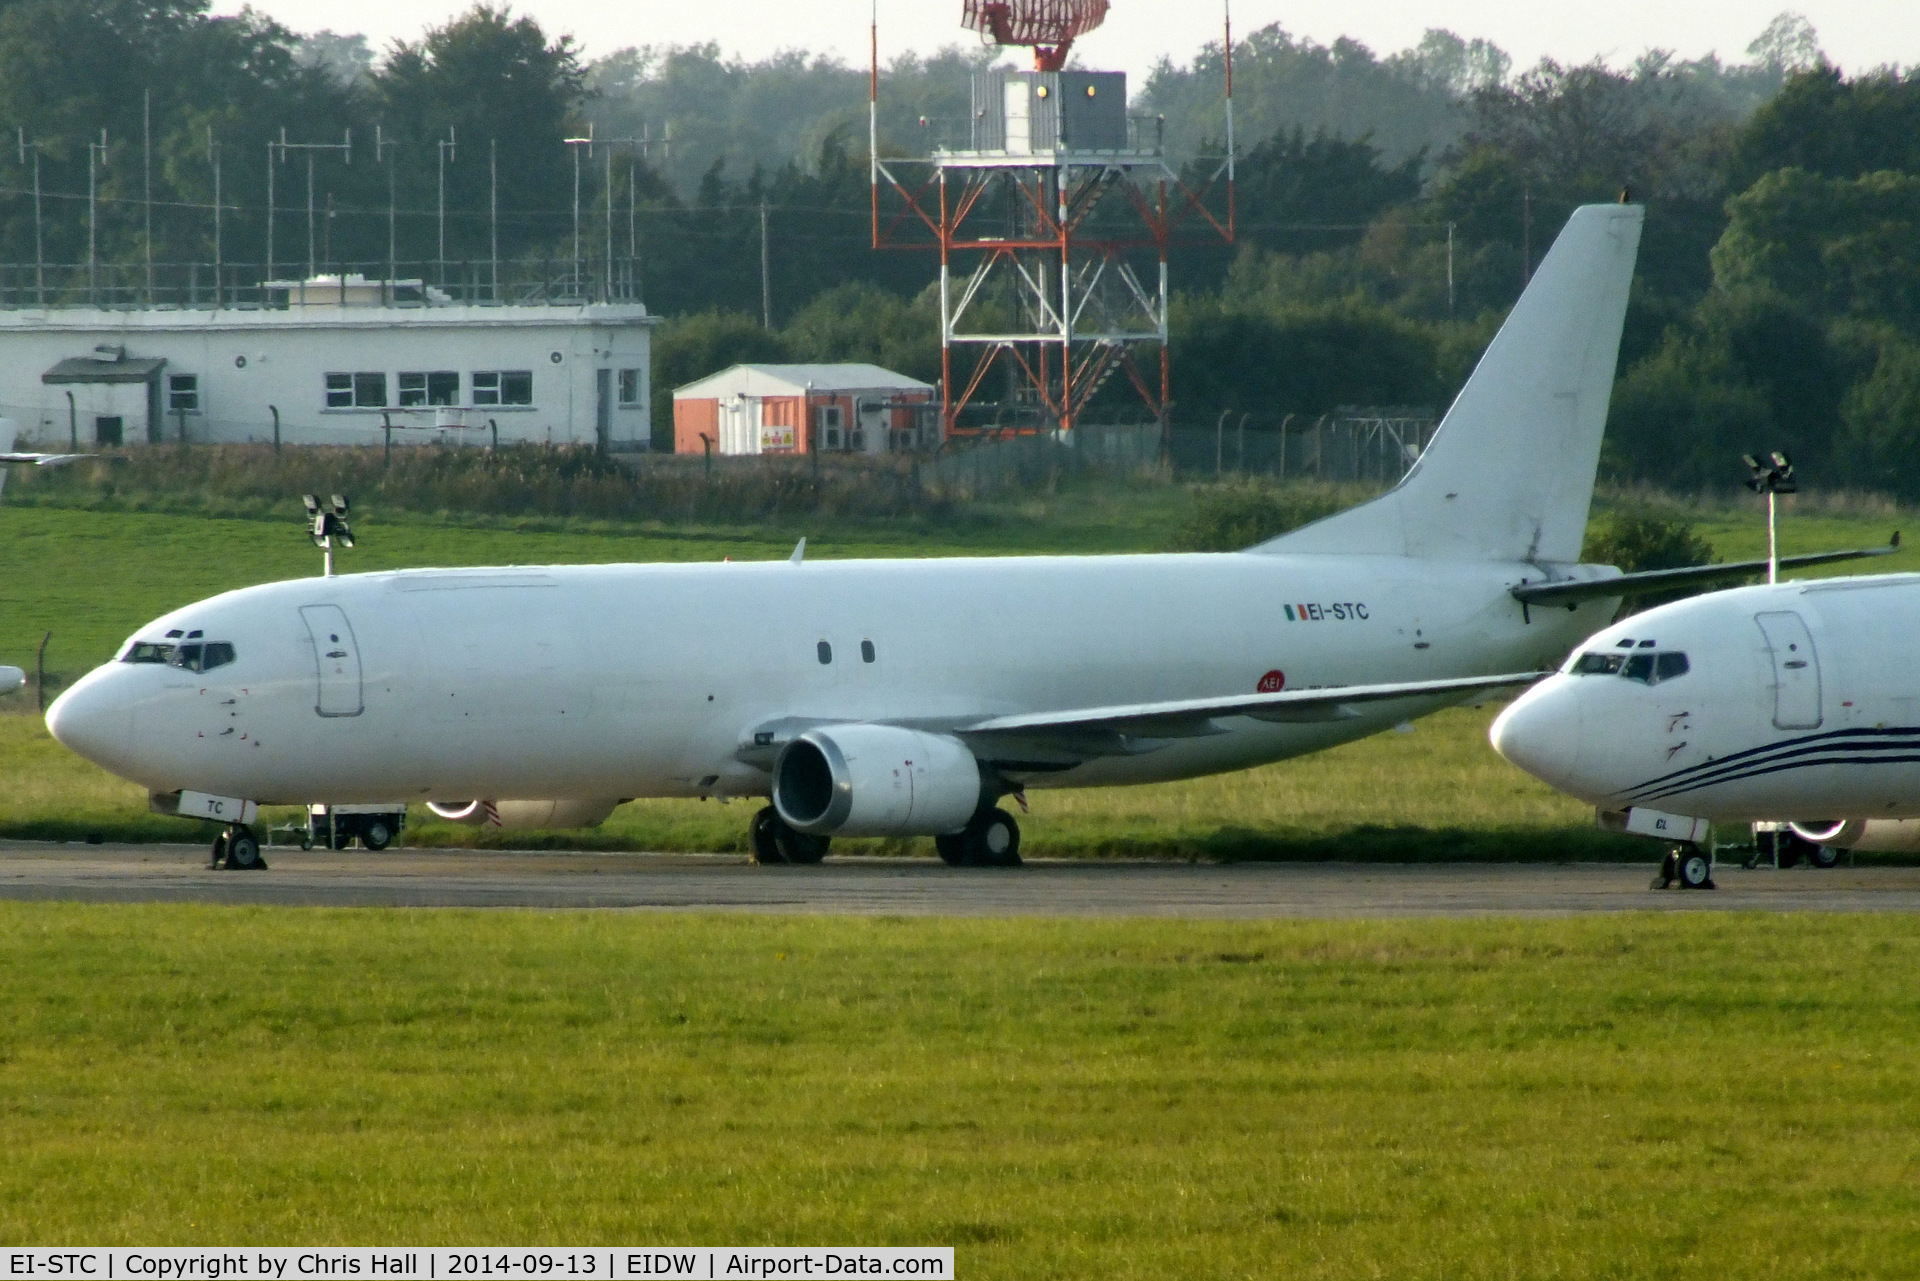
[210,823,266,871]
[743,802,1026,867]
[935,805,1023,868]
[1653,843,1713,890]
[749,806,830,865]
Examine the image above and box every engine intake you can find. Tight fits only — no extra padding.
[426,798,620,830]
[1790,818,1920,852]
[773,725,982,837]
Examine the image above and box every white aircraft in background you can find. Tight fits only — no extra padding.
[47,201,1767,872]
[1491,568,1920,887]
[0,417,89,695]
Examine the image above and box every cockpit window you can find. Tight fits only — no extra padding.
[1571,649,1689,684]
[120,639,236,672]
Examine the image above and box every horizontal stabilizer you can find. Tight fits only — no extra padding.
[1511,538,1899,605]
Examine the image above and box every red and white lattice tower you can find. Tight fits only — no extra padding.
[871,2,1236,444]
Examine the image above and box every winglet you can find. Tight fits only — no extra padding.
[789,537,806,565]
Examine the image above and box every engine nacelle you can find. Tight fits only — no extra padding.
[426,798,620,830]
[772,724,982,837]
[1789,818,1920,852]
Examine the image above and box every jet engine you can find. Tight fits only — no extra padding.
[426,798,621,830]
[1789,818,1920,852]
[772,724,982,836]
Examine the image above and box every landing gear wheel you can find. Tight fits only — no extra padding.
[774,826,830,865]
[1808,842,1842,870]
[1676,846,1714,890]
[1652,847,1678,890]
[224,826,265,871]
[361,818,394,852]
[750,807,787,865]
[209,830,229,870]
[938,807,1023,867]
[974,806,1022,866]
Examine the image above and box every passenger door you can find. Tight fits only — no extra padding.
[301,604,364,717]
[1755,610,1821,730]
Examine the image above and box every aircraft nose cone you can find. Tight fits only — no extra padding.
[46,672,135,773]
[1490,679,1584,791]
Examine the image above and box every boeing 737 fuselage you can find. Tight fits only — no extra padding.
[49,203,1649,866]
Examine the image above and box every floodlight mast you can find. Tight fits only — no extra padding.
[1743,451,1797,585]
[303,493,354,577]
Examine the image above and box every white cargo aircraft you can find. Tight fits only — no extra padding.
[1492,569,1920,886]
[54,202,1683,869]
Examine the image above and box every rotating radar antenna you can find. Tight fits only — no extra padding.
[962,0,1108,70]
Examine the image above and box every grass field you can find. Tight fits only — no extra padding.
[1,903,1916,1276]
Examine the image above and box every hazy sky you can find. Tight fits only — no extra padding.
[223,0,1920,79]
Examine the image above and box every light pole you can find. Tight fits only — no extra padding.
[437,128,457,289]
[207,128,223,308]
[17,130,43,306]
[1744,451,1797,585]
[563,124,594,296]
[376,125,398,293]
[87,131,108,305]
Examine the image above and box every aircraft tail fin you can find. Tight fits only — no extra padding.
[1256,202,1643,563]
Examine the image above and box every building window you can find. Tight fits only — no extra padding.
[473,370,533,406]
[167,374,199,413]
[617,369,643,405]
[398,371,460,407]
[325,372,387,408]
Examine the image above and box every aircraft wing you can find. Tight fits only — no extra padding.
[0,451,89,467]
[1511,539,1899,606]
[957,672,1546,740]
[734,672,1546,772]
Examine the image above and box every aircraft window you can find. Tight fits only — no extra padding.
[187,629,204,639]
[169,643,204,670]
[1622,653,1656,683]
[817,640,832,665]
[1637,639,1656,648]
[1654,652,1689,682]
[165,629,184,639]
[123,641,175,664]
[1571,652,1625,675]
[861,639,876,663]
[1614,639,1635,648]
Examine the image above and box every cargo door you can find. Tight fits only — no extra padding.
[301,604,364,717]
[1755,610,1821,730]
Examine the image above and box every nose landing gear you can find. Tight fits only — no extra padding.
[210,824,266,871]
[1653,843,1713,890]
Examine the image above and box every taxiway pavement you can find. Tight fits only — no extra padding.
[1,842,1917,915]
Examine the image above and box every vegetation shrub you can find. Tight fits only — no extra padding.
[1176,480,1367,551]
[10,444,959,527]
[1581,508,1715,573]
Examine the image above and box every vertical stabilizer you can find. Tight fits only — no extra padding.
[1258,203,1643,562]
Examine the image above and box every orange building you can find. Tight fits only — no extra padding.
[672,363,935,456]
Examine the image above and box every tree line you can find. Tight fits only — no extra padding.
[5,2,1917,495]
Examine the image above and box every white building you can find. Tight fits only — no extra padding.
[0,279,658,451]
